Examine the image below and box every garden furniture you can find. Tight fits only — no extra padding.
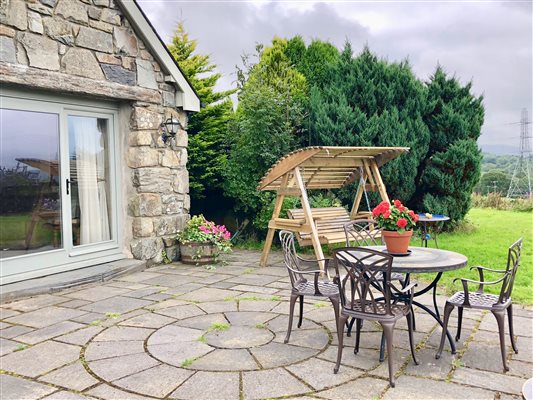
[258,146,409,267]
[332,247,419,387]
[343,219,412,336]
[436,238,523,372]
[353,245,468,356]
[279,230,340,344]
[417,213,450,248]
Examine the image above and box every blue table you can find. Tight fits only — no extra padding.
[417,214,450,248]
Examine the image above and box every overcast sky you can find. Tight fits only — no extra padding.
[138,0,532,153]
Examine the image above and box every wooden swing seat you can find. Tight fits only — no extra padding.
[287,207,376,246]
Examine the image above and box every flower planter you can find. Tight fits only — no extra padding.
[382,230,413,254]
[179,242,219,265]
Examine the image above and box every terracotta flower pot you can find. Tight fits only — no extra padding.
[382,230,413,254]
[179,242,219,265]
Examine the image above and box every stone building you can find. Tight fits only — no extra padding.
[0,0,199,284]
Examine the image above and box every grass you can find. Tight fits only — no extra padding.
[415,208,532,304]
[0,213,55,249]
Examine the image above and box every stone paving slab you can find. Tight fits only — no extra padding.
[40,361,99,391]
[113,364,193,398]
[15,320,86,344]
[1,250,531,400]
[169,371,240,400]
[1,340,80,377]
[4,306,87,328]
[0,374,56,399]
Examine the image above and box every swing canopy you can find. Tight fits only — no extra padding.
[258,146,408,191]
[257,146,409,268]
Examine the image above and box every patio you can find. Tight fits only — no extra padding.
[1,250,531,400]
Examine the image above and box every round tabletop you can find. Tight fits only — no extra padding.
[364,246,468,274]
[417,214,450,223]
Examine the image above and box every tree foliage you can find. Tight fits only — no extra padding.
[223,37,484,226]
[413,67,484,220]
[167,22,235,203]
[224,38,307,217]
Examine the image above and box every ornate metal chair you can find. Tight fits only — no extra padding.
[436,238,523,372]
[344,219,383,246]
[279,230,340,344]
[332,247,418,387]
[344,219,412,336]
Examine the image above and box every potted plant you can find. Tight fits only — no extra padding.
[372,200,419,254]
[177,215,232,265]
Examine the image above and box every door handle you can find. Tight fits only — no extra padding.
[66,178,70,195]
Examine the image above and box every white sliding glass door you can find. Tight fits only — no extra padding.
[0,92,123,284]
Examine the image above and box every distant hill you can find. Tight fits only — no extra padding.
[481,153,519,173]
[479,144,519,155]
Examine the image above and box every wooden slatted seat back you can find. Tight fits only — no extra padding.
[287,207,351,246]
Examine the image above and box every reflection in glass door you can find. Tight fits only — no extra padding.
[0,109,62,258]
[68,115,111,246]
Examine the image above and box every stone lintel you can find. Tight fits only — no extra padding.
[0,62,161,104]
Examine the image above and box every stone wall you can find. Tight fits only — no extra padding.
[0,0,191,263]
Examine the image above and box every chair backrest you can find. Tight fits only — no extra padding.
[333,247,394,316]
[344,219,383,246]
[498,238,523,303]
[279,230,305,288]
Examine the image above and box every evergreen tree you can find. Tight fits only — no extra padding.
[167,22,235,204]
[414,67,484,220]
[309,44,430,204]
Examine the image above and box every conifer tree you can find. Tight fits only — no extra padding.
[167,22,235,204]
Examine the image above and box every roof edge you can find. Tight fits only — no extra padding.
[116,0,200,112]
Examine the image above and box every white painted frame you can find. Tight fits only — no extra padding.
[0,89,125,285]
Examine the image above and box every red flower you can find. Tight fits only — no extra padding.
[372,201,390,217]
[408,210,415,218]
[393,199,402,208]
[383,210,391,219]
[396,218,408,228]
[398,205,406,212]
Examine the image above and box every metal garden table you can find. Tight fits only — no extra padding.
[363,246,468,354]
[417,214,450,248]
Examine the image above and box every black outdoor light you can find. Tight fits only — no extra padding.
[161,116,183,144]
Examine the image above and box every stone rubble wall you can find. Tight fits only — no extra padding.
[0,0,191,263]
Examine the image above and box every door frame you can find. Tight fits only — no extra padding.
[0,88,125,285]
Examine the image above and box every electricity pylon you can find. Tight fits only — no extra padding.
[507,108,532,198]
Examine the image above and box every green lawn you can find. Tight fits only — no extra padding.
[0,213,55,250]
[416,208,532,304]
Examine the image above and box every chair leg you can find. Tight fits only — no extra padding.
[297,295,304,328]
[329,296,340,336]
[334,314,349,374]
[379,331,386,362]
[456,307,463,341]
[411,305,417,331]
[507,304,518,354]
[346,318,353,337]
[492,309,509,372]
[354,319,362,354]
[436,302,454,359]
[380,321,396,387]
[284,293,298,344]
[407,312,419,365]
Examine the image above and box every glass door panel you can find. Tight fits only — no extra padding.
[0,109,62,259]
[68,115,111,246]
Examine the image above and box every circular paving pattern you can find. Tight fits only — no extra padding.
[84,305,333,397]
[204,325,274,348]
